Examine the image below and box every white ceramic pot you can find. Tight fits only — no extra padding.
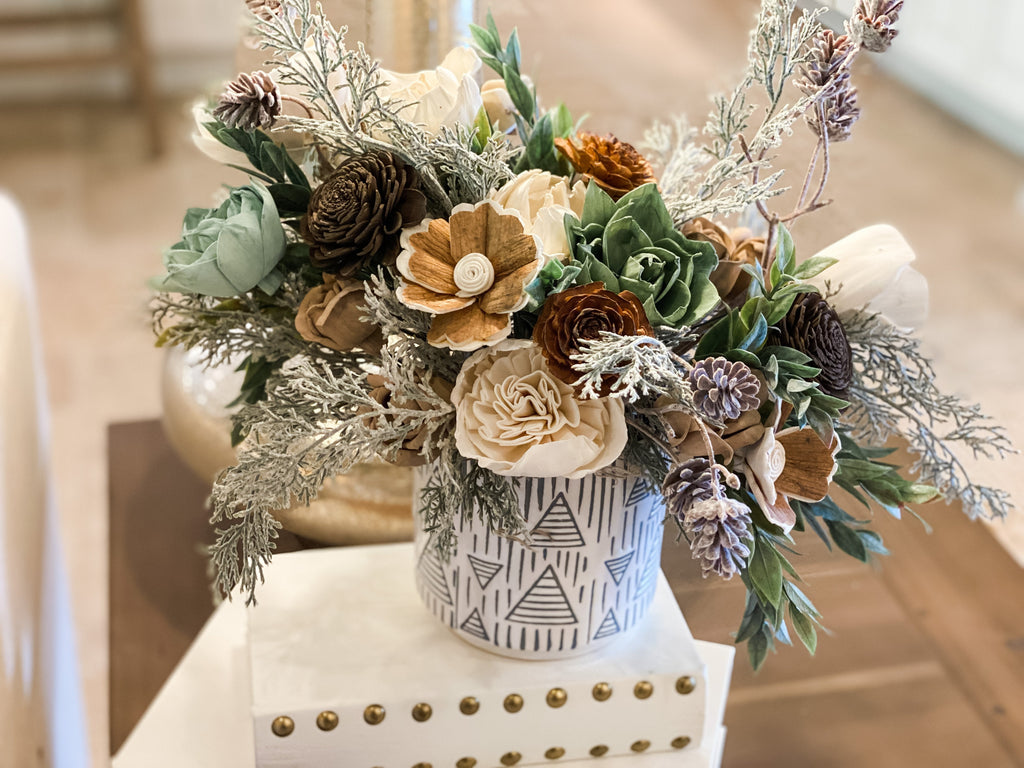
[413,465,666,660]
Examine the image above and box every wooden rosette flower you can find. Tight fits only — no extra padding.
[554,131,657,201]
[396,200,543,351]
[532,282,653,395]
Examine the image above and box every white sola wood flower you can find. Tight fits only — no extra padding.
[489,169,586,264]
[452,340,628,478]
[804,224,928,331]
[379,47,483,137]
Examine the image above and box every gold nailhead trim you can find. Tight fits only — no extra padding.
[363,704,386,725]
[503,693,524,713]
[500,752,522,766]
[271,715,294,737]
[412,764,432,768]
[592,682,612,701]
[671,736,692,749]
[456,758,478,768]
[590,745,609,757]
[315,711,338,731]
[459,696,480,715]
[412,702,433,722]
[675,676,697,695]
[634,681,654,699]
[546,687,568,708]
[545,747,566,760]
[631,740,651,753]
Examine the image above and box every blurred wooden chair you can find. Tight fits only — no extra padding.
[0,193,89,766]
[0,0,161,156]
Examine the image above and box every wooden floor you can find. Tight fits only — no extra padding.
[110,422,1024,767]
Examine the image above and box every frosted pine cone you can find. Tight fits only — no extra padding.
[689,357,761,422]
[663,458,717,521]
[850,0,903,53]
[684,497,753,579]
[214,71,282,131]
[798,30,861,142]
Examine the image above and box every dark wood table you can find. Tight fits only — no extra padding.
[110,420,1024,766]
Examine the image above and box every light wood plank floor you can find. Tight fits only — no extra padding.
[1,1,1021,764]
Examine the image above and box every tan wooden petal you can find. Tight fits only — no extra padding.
[775,427,836,502]
[404,250,459,295]
[449,205,488,259]
[761,492,797,531]
[489,232,541,278]
[477,259,542,315]
[427,302,511,350]
[484,204,529,264]
[409,219,457,266]
[398,282,474,314]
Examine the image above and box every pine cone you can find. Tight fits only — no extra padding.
[797,30,861,142]
[663,457,718,521]
[850,0,903,53]
[554,132,656,201]
[533,282,653,394]
[689,357,761,422]
[684,497,753,579]
[776,293,853,398]
[303,151,427,277]
[213,71,282,131]
[245,0,282,20]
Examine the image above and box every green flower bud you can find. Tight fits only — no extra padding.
[151,181,286,297]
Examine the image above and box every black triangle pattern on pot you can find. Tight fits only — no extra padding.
[625,478,650,508]
[459,608,489,641]
[505,565,578,625]
[593,608,621,640]
[467,553,503,589]
[637,551,660,599]
[604,550,635,585]
[529,492,585,547]
[417,546,453,606]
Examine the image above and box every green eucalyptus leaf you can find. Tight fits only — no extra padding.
[748,629,770,671]
[469,23,499,55]
[737,315,769,352]
[696,314,733,357]
[826,520,868,561]
[504,64,534,123]
[775,224,795,275]
[793,255,839,280]
[748,538,784,607]
[505,28,521,71]
[789,605,818,654]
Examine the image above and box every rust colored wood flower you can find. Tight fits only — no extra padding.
[533,282,654,394]
[396,200,543,351]
[554,131,657,201]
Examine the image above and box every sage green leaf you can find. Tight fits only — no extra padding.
[826,520,868,561]
[789,605,818,654]
[793,255,839,280]
[748,630,769,670]
[748,537,783,607]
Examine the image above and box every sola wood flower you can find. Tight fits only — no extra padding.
[682,217,765,305]
[295,274,382,354]
[532,282,653,395]
[304,150,427,277]
[777,293,853,398]
[489,169,585,264]
[396,200,543,351]
[739,404,841,532]
[554,131,656,201]
[451,340,627,478]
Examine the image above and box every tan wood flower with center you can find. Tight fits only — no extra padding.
[396,201,543,351]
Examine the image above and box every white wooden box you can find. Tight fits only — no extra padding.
[248,544,721,768]
[112,543,735,768]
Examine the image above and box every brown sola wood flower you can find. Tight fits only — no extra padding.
[776,293,853,398]
[681,217,765,305]
[532,282,653,394]
[554,132,657,201]
[303,150,427,277]
[396,200,543,351]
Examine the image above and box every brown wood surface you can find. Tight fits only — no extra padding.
[109,420,1024,766]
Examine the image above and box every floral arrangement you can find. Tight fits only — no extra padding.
[152,0,1015,668]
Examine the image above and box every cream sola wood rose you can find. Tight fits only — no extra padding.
[396,200,543,351]
[452,340,628,478]
[488,169,585,264]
